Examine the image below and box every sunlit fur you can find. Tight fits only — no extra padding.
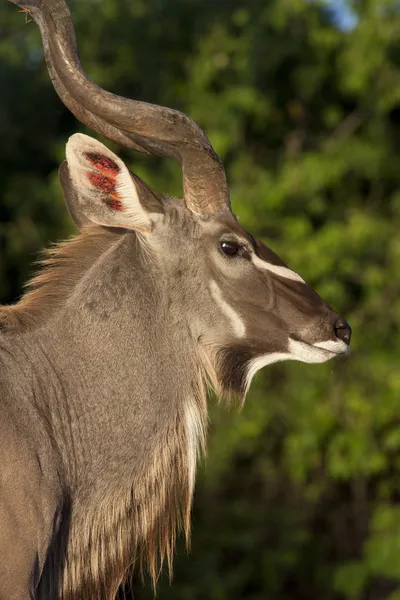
[0,198,348,599]
[0,206,349,600]
[0,227,115,332]
[38,406,206,599]
[0,227,209,599]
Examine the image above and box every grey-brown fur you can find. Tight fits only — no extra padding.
[2,2,351,598]
[0,220,207,598]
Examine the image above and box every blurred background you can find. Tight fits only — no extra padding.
[1,0,400,598]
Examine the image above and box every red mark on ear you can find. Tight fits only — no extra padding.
[87,172,116,193]
[85,152,120,177]
[105,195,124,211]
[86,171,124,212]
[84,152,124,212]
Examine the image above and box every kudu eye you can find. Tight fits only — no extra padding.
[220,240,241,257]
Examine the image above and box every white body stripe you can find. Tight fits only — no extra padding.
[209,280,246,338]
[184,400,206,495]
[252,254,305,283]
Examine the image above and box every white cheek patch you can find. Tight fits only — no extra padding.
[252,254,305,284]
[209,280,246,338]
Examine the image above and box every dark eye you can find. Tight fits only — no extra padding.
[220,240,241,257]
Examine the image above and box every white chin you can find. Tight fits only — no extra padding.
[244,338,348,395]
[288,338,349,364]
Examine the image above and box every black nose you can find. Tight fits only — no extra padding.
[334,319,352,345]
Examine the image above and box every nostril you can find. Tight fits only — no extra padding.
[334,319,352,345]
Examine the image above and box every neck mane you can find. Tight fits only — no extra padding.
[0,225,210,599]
[0,225,121,332]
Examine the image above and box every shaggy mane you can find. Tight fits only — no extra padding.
[0,226,121,332]
[0,223,214,599]
[37,398,208,600]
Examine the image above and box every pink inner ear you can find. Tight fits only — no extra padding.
[86,171,124,211]
[104,196,124,211]
[85,152,120,177]
[87,172,116,193]
[84,151,124,212]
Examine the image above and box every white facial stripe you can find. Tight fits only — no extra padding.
[209,280,246,338]
[252,254,305,283]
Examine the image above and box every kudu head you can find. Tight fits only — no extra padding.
[10,0,351,402]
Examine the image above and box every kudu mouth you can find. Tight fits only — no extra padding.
[289,317,352,364]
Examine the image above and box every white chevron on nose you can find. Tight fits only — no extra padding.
[252,254,305,283]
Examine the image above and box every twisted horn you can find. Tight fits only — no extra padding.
[9,0,230,216]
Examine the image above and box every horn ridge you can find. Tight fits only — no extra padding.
[10,0,230,215]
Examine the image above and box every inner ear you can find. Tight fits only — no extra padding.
[128,171,164,216]
[59,161,91,229]
[63,133,164,231]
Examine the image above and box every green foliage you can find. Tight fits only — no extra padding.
[1,0,400,598]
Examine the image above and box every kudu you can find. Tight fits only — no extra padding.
[1,1,351,598]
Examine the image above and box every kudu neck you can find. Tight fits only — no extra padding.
[0,230,208,592]
[14,232,203,489]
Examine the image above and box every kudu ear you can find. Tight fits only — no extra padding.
[61,133,163,231]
